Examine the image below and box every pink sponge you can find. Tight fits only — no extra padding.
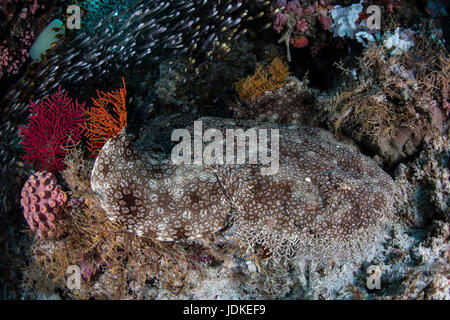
[20,171,67,239]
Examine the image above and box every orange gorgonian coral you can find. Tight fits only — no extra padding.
[84,77,127,158]
[235,57,290,101]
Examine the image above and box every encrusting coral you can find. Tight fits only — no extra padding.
[91,117,398,263]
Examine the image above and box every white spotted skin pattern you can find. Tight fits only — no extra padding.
[91,119,397,259]
[91,129,229,241]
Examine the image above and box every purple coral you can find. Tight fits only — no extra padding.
[318,13,332,30]
[305,5,315,15]
[297,18,308,32]
[0,30,35,78]
[271,0,289,33]
[80,259,102,282]
[0,0,40,18]
[286,0,303,16]
[273,11,288,33]
[0,0,39,79]
[20,171,67,239]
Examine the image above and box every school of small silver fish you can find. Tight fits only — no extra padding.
[0,0,270,212]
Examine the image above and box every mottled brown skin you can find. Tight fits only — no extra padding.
[91,130,230,241]
[91,118,398,261]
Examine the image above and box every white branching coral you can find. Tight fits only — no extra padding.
[91,118,398,263]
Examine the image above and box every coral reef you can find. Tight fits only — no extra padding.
[0,0,448,302]
[0,0,269,204]
[395,134,449,225]
[326,33,449,165]
[18,142,199,299]
[20,171,67,239]
[270,0,335,61]
[0,0,39,79]
[92,117,398,264]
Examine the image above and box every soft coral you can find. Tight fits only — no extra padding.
[19,87,85,173]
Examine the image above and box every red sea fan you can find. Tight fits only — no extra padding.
[19,87,85,173]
